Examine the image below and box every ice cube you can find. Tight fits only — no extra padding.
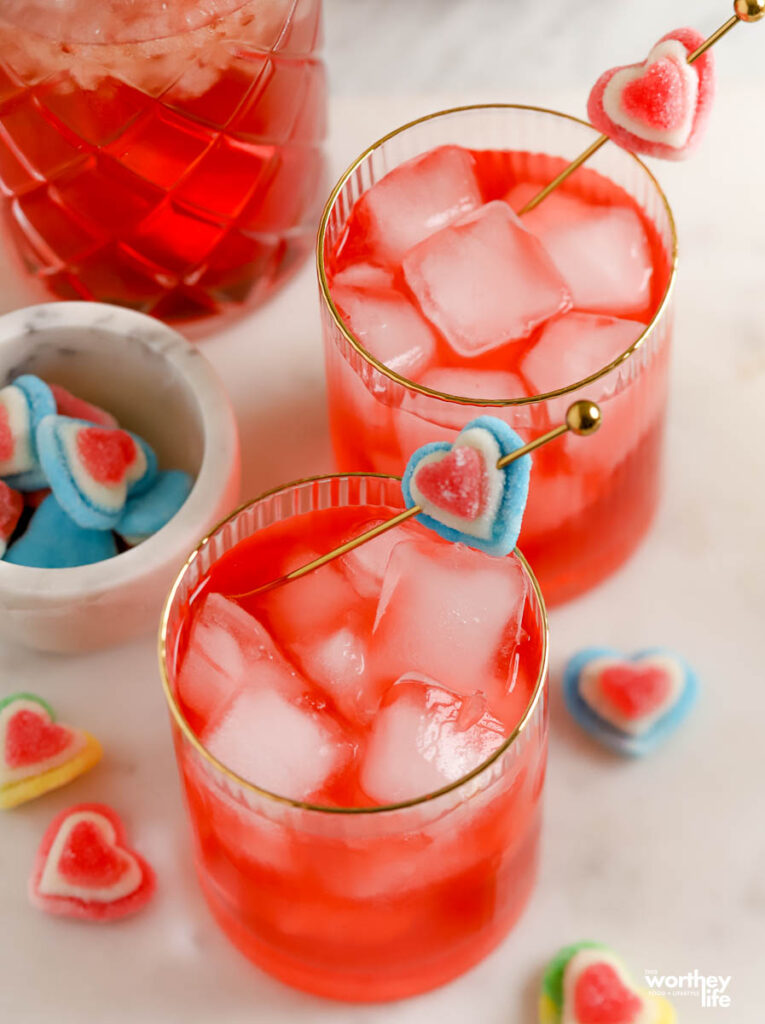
[403,200,571,357]
[203,688,352,801]
[419,366,525,402]
[372,536,528,698]
[177,593,292,720]
[291,626,384,724]
[522,311,644,395]
[360,676,507,804]
[355,145,483,263]
[264,553,360,646]
[394,409,457,465]
[507,183,653,316]
[340,519,407,599]
[393,367,528,461]
[331,284,438,380]
[524,313,653,476]
[331,263,395,291]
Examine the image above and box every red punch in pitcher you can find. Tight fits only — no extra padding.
[0,0,327,335]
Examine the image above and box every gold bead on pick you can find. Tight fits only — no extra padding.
[734,0,765,21]
[566,400,602,436]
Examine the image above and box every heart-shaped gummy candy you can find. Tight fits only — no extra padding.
[587,28,716,160]
[57,819,129,888]
[403,415,531,557]
[5,709,73,769]
[574,962,644,1023]
[76,427,139,485]
[414,445,488,521]
[30,804,156,921]
[598,663,672,721]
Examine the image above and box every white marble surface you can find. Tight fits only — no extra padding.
[2,3,765,1021]
[323,0,763,95]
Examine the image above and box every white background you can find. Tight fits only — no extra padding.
[2,1,765,1020]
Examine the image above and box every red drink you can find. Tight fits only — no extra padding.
[0,0,326,335]
[161,475,548,1000]
[319,106,676,604]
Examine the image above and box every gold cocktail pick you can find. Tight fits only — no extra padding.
[518,0,765,216]
[231,399,602,601]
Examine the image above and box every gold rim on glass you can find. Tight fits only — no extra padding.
[317,103,678,408]
[158,472,549,816]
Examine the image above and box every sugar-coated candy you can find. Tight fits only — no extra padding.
[0,380,189,565]
[402,416,531,556]
[49,383,119,429]
[0,375,56,490]
[0,480,23,558]
[37,416,157,530]
[116,469,194,545]
[0,380,190,566]
[563,647,698,756]
[5,495,118,568]
[30,803,155,921]
[0,693,101,809]
[539,942,676,1023]
[587,28,716,161]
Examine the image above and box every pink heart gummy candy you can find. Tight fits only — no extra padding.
[414,445,488,521]
[587,28,716,160]
[36,416,157,531]
[574,962,645,1023]
[76,427,139,486]
[5,709,73,769]
[598,663,672,721]
[0,693,102,809]
[30,803,155,921]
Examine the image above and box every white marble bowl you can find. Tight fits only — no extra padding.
[0,302,240,653]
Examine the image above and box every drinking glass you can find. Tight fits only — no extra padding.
[160,473,549,1001]
[318,105,677,604]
